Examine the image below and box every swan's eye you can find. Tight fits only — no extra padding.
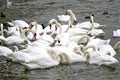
[58,40,60,43]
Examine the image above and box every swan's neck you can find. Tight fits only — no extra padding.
[69,11,77,26]
[0,24,4,36]
[20,28,35,42]
[64,21,71,32]
[77,35,90,45]
[34,22,38,33]
[90,16,94,30]
[56,22,62,34]
[59,53,70,64]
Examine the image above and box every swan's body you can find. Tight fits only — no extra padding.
[76,21,104,29]
[87,28,105,37]
[58,15,70,21]
[29,22,43,34]
[51,46,86,64]
[0,46,12,57]
[9,47,60,69]
[11,20,29,28]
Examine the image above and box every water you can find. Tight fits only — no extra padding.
[0,0,120,80]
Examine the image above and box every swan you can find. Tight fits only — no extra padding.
[0,45,12,57]
[9,20,29,28]
[49,19,88,36]
[84,38,116,56]
[65,9,105,29]
[98,42,116,56]
[65,9,77,27]
[84,50,118,67]
[29,21,43,34]
[58,15,70,21]
[83,46,118,66]
[113,29,120,37]
[9,46,61,69]
[86,38,110,50]
[0,28,36,45]
[51,46,86,64]
[69,35,90,45]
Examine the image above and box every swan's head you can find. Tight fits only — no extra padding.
[22,28,37,40]
[29,21,37,29]
[65,9,77,26]
[65,9,73,15]
[55,34,69,46]
[13,46,19,52]
[78,35,90,45]
[82,45,96,53]
[48,19,58,30]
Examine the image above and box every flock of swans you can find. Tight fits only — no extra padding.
[0,9,119,69]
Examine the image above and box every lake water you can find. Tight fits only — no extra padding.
[0,0,120,80]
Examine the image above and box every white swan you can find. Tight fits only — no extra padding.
[9,46,61,69]
[49,19,88,36]
[85,50,118,66]
[69,35,90,45]
[65,9,105,29]
[0,28,36,45]
[86,38,110,50]
[58,15,70,21]
[0,45,12,57]
[10,20,29,28]
[29,21,43,34]
[51,46,86,64]
[83,46,118,66]
[113,29,120,37]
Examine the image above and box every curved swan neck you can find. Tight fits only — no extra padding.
[59,52,70,64]
[77,35,90,45]
[13,46,19,52]
[20,28,36,41]
[64,21,71,32]
[49,19,62,34]
[114,41,120,49]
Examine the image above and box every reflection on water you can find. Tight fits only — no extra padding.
[0,0,120,80]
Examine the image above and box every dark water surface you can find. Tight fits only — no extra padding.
[0,0,120,80]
